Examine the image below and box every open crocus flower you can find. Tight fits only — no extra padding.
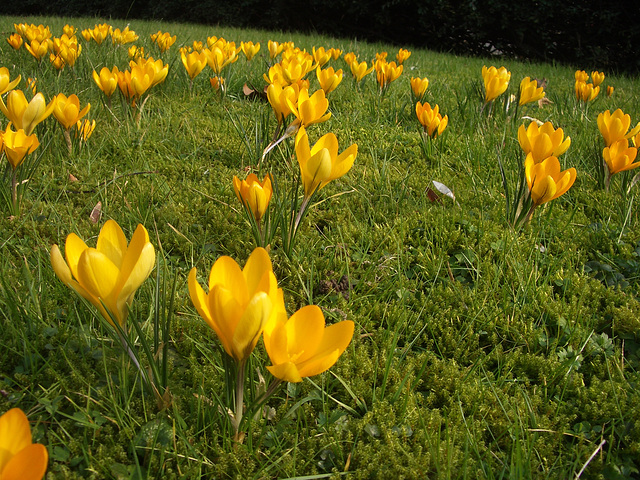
[396,48,411,64]
[233,173,273,222]
[7,33,23,50]
[266,82,299,125]
[575,70,589,83]
[410,77,429,100]
[0,90,56,135]
[240,41,260,61]
[2,123,40,169]
[50,220,156,327]
[575,81,599,102]
[525,154,576,207]
[375,60,403,91]
[518,77,545,106]
[597,109,640,147]
[350,60,374,83]
[416,101,448,139]
[0,67,21,95]
[603,139,639,175]
[188,247,282,362]
[263,305,354,383]
[518,121,571,164]
[92,66,119,97]
[316,66,343,94]
[295,126,357,198]
[482,65,510,103]
[312,46,331,68]
[181,50,208,80]
[52,93,90,130]
[287,88,331,130]
[0,408,48,480]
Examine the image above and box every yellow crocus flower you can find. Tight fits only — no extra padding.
[92,66,119,97]
[0,90,56,135]
[263,304,354,383]
[240,41,260,60]
[350,60,374,82]
[2,123,40,169]
[181,50,208,80]
[50,220,156,327]
[410,76,429,100]
[518,121,571,163]
[233,173,273,222]
[266,82,299,124]
[268,40,284,59]
[518,77,545,106]
[415,101,448,139]
[295,126,357,198]
[7,33,23,50]
[396,48,411,64]
[603,139,639,175]
[188,247,282,362]
[525,154,576,207]
[597,109,640,147]
[316,66,343,94]
[0,67,21,95]
[482,65,511,103]
[575,81,599,102]
[287,88,332,130]
[591,70,605,87]
[0,408,48,480]
[52,93,90,130]
[312,46,331,68]
[575,70,589,83]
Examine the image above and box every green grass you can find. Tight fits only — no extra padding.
[1,14,640,479]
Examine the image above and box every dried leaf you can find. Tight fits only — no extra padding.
[538,97,553,107]
[425,187,441,202]
[89,201,102,224]
[432,180,456,202]
[68,173,78,182]
[242,83,255,96]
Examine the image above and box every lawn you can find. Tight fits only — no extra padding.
[1,15,640,479]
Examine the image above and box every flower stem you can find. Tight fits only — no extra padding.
[233,358,247,442]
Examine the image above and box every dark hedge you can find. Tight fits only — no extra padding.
[3,0,639,74]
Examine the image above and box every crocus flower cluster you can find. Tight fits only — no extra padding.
[574,69,601,102]
[597,109,640,190]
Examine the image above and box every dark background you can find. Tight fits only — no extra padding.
[4,0,640,75]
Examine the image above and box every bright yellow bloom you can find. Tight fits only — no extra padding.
[205,44,239,75]
[49,53,66,70]
[111,26,138,45]
[266,82,299,124]
[181,50,207,80]
[597,109,640,147]
[574,81,599,102]
[50,220,156,327]
[287,88,331,130]
[316,66,343,94]
[415,101,448,139]
[410,77,429,100]
[209,76,224,91]
[518,121,571,163]
[0,90,56,135]
[76,119,96,142]
[25,39,51,62]
[233,173,273,222]
[375,60,403,90]
[312,46,331,68]
[591,70,605,87]
[606,85,614,97]
[0,68,21,95]
[240,41,260,60]
[575,70,589,83]
[328,48,342,60]
[0,408,48,480]
[343,52,356,67]
[151,31,176,53]
[482,65,511,103]
[525,154,576,206]
[396,48,411,64]
[350,60,374,82]
[1,124,40,169]
[53,93,90,130]
[128,45,144,60]
[268,40,284,59]
[375,52,388,62]
[7,33,23,49]
[23,24,51,43]
[263,304,354,383]
[188,247,282,362]
[62,24,77,37]
[129,57,168,87]
[26,78,37,95]
[603,139,639,175]
[295,126,357,198]
[92,66,119,97]
[518,76,545,106]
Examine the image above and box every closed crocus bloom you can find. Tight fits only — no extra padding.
[49,53,66,70]
[415,101,448,139]
[0,408,48,480]
[295,126,357,197]
[50,220,156,327]
[329,48,342,60]
[597,109,640,147]
[350,60,374,82]
[575,70,589,82]
[575,81,599,101]
[92,66,119,97]
[396,48,411,64]
[209,76,224,91]
[268,40,284,59]
[312,46,331,68]
[518,76,545,105]
[233,173,273,222]
[0,90,56,135]
[316,66,343,94]
[76,119,96,142]
[263,305,354,383]
[181,50,207,80]
[266,82,299,124]
[53,93,90,130]
[482,65,511,103]
[240,41,260,60]
[62,24,76,37]
[343,52,356,67]
[591,70,605,87]
[25,39,51,62]
[606,85,614,97]
[157,32,176,53]
[287,88,331,130]
[188,247,281,362]
[525,154,576,206]
[0,68,21,95]
[375,60,403,89]
[2,124,40,169]
[7,33,23,49]
[518,121,571,163]
[410,76,429,100]
[603,139,639,175]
